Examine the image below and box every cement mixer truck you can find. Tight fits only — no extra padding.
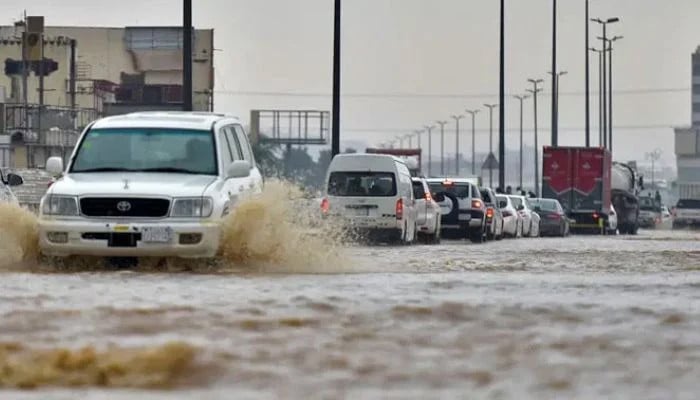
[611,162,641,234]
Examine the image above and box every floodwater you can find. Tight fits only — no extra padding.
[1,190,699,399]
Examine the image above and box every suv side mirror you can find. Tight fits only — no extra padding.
[6,173,23,187]
[433,193,445,202]
[517,205,525,211]
[46,157,64,175]
[226,160,252,179]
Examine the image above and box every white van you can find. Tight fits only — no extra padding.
[322,154,417,244]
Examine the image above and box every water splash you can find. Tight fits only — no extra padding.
[0,203,39,269]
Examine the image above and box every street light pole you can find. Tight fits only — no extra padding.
[551,0,558,147]
[608,36,623,154]
[436,120,448,176]
[499,0,506,189]
[592,17,620,150]
[585,0,591,147]
[465,109,480,176]
[484,104,498,187]
[514,95,529,190]
[331,0,342,156]
[451,115,465,175]
[183,0,193,111]
[424,125,436,177]
[590,47,604,146]
[527,79,544,196]
[548,71,567,144]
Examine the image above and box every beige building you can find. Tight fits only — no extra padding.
[0,24,214,114]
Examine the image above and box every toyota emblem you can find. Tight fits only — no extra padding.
[116,201,132,213]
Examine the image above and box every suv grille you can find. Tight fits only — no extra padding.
[80,198,170,218]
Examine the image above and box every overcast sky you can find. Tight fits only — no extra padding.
[3,0,699,169]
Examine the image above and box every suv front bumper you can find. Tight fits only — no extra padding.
[39,218,221,258]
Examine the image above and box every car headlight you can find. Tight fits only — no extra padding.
[171,197,213,218]
[42,195,79,216]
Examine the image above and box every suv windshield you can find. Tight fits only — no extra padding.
[480,189,493,204]
[71,128,218,175]
[328,172,397,197]
[677,199,700,209]
[428,182,470,199]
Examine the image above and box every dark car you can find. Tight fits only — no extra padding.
[531,198,569,237]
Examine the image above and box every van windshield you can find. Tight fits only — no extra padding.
[71,128,218,175]
[328,172,397,197]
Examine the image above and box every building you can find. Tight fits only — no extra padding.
[0,21,214,168]
[673,46,700,199]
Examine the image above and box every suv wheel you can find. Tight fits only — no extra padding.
[469,228,484,244]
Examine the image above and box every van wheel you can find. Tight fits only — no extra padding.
[429,218,441,244]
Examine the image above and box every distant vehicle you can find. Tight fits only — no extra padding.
[411,177,442,244]
[496,195,522,238]
[661,205,672,220]
[38,112,263,261]
[672,199,700,229]
[611,162,641,234]
[480,187,504,241]
[509,195,539,237]
[531,198,569,237]
[607,205,619,235]
[0,170,23,204]
[324,154,418,244]
[638,196,663,229]
[426,178,486,243]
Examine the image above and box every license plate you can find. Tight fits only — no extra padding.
[355,208,370,216]
[142,227,172,243]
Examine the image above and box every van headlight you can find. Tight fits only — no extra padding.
[171,197,213,218]
[42,195,79,216]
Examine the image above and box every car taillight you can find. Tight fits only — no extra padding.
[472,199,483,209]
[547,213,561,220]
[396,198,404,220]
[486,207,494,218]
[425,192,433,202]
[320,198,330,214]
[592,212,599,220]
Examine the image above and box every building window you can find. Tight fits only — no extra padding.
[693,103,700,113]
[125,27,195,50]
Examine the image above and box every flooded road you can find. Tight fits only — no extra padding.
[1,229,700,399]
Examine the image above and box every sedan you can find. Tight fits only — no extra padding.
[531,198,570,237]
[497,195,522,238]
[509,195,539,237]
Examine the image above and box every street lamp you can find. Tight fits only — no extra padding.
[513,94,530,190]
[646,149,662,190]
[592,17,620,151]
[584,0,590,147]
[465,109,480,176]
[331,0,342,156]
[484,104,498,187]
[451,115,465,175]
[590,47,604,147]
[527,79,544,196]
[436,120,448,176]
[548,71,568,144]
[424,125,436,177]
[607,35,623,154]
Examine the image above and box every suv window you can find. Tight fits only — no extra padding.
[234,125,255,165]
[479,189,492,203]
[428,182,470,198]
[219,131,234,167]
[412,181,426,199]
[510,196,523,209]
[224,127,243,161]
[71,128,218,175]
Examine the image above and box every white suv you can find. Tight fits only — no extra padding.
[38,112,262,259]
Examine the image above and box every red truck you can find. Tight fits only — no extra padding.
[542,146,613,232]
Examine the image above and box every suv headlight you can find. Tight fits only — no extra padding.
[42,195,79,216]
[171,197,213,218]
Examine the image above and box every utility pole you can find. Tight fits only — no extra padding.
[436,120,448,176]
[646,149,661,190]
[424,125,436,177]
[549,71,568,141]
[331,0,342,156]
[465,109,480,176]
[527,79,544,196]
[451,115,465,175]
[484,104,498,187]
[21,12,28,143]
[182,0,193,111]
[585,0,591,147]
[551,0,558,147]
[513,94,529,190]
[499,0,506,189]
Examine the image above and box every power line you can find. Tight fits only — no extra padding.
[341,123,681,135]
[214,87,689,99]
